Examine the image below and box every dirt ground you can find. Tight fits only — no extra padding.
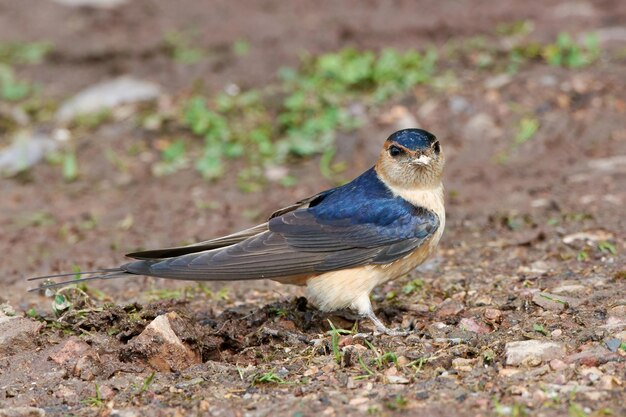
[1,1,625,416]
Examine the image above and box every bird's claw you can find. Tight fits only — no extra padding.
[364,312,412,337]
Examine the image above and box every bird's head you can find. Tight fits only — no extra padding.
[376,128,444,189]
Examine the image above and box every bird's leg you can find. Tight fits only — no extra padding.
[365,311,409,336]
[351,294,411,337]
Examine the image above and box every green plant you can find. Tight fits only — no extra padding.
[543,33,599,68]
[253,370,287,385]
[164,30,205,64]
[140,372,156,393]
[153,139,188,176]
[173,47,437,186]
[83,383,104,407]
[597,241,616,255]
[327,320,352,364]
[514,117,539,146]
[0,63,31,101]
[533,323,548,336]
[0,41,52,65]
[402,278,424,295]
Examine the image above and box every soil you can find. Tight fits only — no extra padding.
[0,1,625,416]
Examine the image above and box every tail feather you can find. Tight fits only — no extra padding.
[27,268,123,281]
[26,269,129,292]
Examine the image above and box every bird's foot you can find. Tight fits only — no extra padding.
[365,312,412,337]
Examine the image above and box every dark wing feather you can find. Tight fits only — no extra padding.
[126,188,340,260]
[122,205,439,281]
[126,223,269,260]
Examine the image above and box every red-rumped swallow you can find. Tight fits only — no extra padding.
[29,128,445,335]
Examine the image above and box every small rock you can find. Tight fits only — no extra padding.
[127,312,201,372]
[384,366,409,384]
[264,165,289,182]
[580,366,602,383]
[0,131,59,177]
[602,316,626,330]
[452,357,475,372]
[598,375,619,390]
[549,359,568,371]
[110,410,140,417]
[551,329,563,338]
[49,337,102,380]
[484,308,502,322]
[54,384,78,403]
[505,340,566,366]
[407,303,430,313]
[552,1,595,18]
[532,292,582,311]
[613,331,626,343]
[0,409,45,417]
[448,96,470,114]
[436,299,464,319]
[566,346,616,367]
[56,76,162,123]
[0,312,43,357]
[386,375,410,384]
[484,74,512,90]
[378,105,419,130]
[459,317,490,334]
[604,338,622,353]
[464,113,500,142]
[609,305,626,318]
[594,26,626,45]
[563,230,614,245]
[551,284,587,294]
[532,389,548,403]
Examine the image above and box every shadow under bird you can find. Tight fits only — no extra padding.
[29,128,446,335]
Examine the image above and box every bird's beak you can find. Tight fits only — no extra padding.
[409,154,432,166]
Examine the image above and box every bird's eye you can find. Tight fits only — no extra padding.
[389,145,404,157]
[432,141,441,154]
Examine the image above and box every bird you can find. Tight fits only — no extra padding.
[29,128,445,335]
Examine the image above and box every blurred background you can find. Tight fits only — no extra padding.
[1,0,624,302]
[1,1,625,415]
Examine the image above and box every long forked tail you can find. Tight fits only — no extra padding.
[26,268,131,291]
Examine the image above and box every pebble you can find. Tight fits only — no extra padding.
[49,337,102,380]
[566,346,615,367]
[551,329,563,338]
[532,292,565,312]
[563,230,614,245]
[127,312,201,372]
[604,338,622,353]
[0,408,45,417]
[484,308,502,322]
[484,74,512,90]
[0,311,43,357]
[609,305,626,318]
[0,131,59,177]
[55,76,162,123]
[549,359,568,371]
[463,113,500,142]
[505,340,566,366]
[448,96,470,114]
[532,292,582,311]
[436,299,464,319]
[459,317,491,334]
[551,285,587,294]
[452,358,476,372]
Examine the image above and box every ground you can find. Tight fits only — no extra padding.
[0,1,625,416]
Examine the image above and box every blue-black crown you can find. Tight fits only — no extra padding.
[386,129,437,151]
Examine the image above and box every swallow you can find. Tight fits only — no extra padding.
[29,128,445,335]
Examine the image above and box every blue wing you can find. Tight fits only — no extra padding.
[123,169,440,280]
